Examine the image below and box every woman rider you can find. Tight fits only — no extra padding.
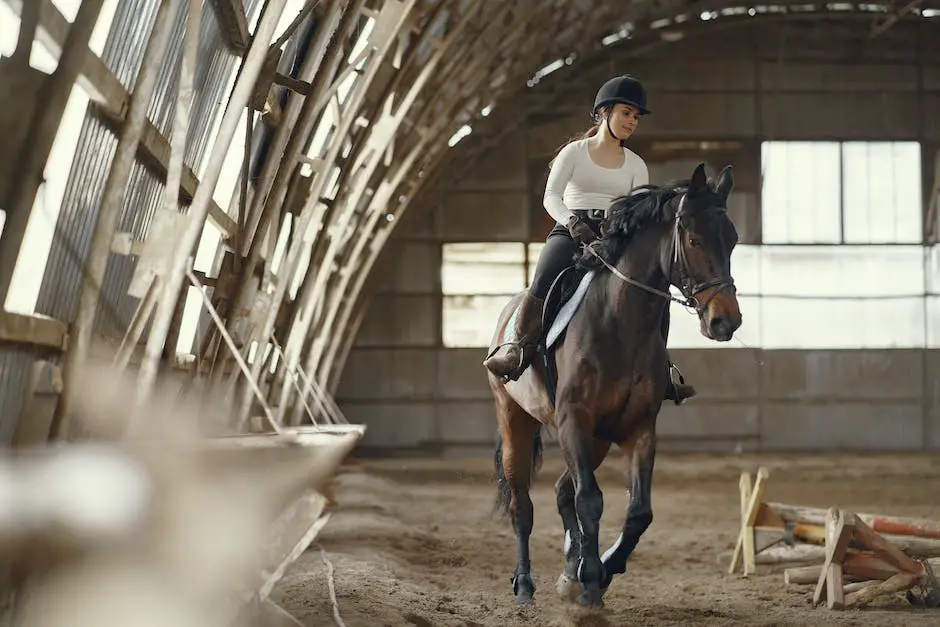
[482,74,696,405]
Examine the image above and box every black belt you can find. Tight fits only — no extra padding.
[573,209,606,222]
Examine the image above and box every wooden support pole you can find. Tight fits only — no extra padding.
[0,0,107,305]
[845,572,921,609]
[50,0,179,441]
[135,0,292,412]
[767,503,940,541]
[5,0,238,239]
[786,557,940,586]
[275,0,460,421]
[208,0,249,54]
[802,507,930,611]
[815,508,856,609]
[237,0,417,429]
[729,468,769,577]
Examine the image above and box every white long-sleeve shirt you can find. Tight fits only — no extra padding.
[543,137,650,225]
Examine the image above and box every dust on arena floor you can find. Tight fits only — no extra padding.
[270,451,940,627]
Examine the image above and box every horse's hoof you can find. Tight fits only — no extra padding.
[555,573,581,602]
[576,583,605,609]
[512,573,536,605]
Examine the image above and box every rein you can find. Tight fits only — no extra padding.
[586,193,736,315]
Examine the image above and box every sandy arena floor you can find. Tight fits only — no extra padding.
[270,451,940,627]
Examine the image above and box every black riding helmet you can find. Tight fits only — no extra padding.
[592,74,650,147]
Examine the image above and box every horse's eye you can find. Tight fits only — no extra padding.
[688,236,702,248]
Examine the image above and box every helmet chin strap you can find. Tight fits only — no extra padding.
[605,115,627,148]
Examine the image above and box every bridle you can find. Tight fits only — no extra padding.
[585,192,736,316]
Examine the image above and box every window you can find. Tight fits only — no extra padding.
[440,242,937,350]
[441,243,526,347]
[761,142,842,244]
[929,244,940,349]
[761,141,922,244]
[841,142,922,244]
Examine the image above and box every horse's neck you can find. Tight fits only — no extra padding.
[602,226,672,332]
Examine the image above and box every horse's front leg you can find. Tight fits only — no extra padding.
[554,438,611,602]
[599,428,656,596]
[557,408,606,608]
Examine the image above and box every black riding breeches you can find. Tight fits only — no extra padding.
[529,212,603,300]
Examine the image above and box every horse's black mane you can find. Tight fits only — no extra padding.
[576,178,689,270]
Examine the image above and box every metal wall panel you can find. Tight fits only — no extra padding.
[34,0,263,337]
[8,0,265,439]
[0,347,35,444]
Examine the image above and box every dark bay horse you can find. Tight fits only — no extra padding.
[486,163,743,608]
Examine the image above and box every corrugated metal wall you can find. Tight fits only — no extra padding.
[34,0,261,337]
[0,347,36,443]
[0,0,263,443]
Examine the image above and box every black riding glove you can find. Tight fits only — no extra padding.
[566,215,597,246]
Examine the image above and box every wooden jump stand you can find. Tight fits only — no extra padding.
[729,467,940,611]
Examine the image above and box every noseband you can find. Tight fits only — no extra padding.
[586,192,735,316]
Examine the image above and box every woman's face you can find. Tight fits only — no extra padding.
[606,103,640,140]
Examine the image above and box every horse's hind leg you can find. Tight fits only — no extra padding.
[494,392,541,604]
[554,438,611,602]
[599,428,656,596]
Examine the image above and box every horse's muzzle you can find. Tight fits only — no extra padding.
[707,315,739,341]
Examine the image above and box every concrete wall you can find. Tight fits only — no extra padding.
[336,20,940,455]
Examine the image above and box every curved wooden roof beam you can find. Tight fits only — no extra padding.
[310,0,940,390]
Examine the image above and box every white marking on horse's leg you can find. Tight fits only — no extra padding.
[555,573,582,602]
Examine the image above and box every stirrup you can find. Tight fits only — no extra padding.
[483,341,526,381]
[484,340,537,383]
[668,363,686,386]
[483,340,516,362]
[667,363,695,406]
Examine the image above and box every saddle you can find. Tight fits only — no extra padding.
[503,263,596,407]
[541,265,595,350]
[513,257,684,408]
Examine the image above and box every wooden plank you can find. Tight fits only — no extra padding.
[0,0,107,305]
[6,0,238,241]
[812,508,856,609]
[769,502,940,541]
[784,556,940,586]
[256,494,331,602]
[852,516,925,575]
[845,572,922,609]
[208,0,249,54]
[755,520,940,556]
[753,502,786,529]
[826,510,849,609]
[728,472,750,574]
[7,0,127,117]
[729,468,768,577]
[845,553,908,581]
[742,472,755,575]
[0,311,68,351]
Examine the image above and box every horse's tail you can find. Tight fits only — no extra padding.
[493,426,544,516]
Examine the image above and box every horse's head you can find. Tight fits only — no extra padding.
[670,163,742,341]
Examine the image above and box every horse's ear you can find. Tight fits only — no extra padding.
[715,165,734,201]
[689,163,708,196]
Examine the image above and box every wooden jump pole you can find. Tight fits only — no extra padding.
[768,503,940,541]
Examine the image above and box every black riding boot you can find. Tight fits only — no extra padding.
[660,305,696,405]
[483,291,544,382]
